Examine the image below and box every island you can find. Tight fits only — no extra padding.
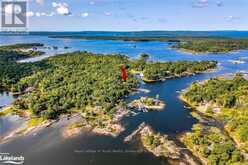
[0,46,218,141]
[128,96,165,112]
[121,123,200,164]
[171,38,248,54]
[49,35,248,53]
[0,43,45,57]
[131,54,217,82]
[140,125,180,159]
[180,74,248,164]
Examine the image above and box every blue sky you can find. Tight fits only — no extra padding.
[23,0,248,31]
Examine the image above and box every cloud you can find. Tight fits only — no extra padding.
[57,6,70,15]
[52,2,71,15]
[192,0,209,8]
[26,11,34,17]
[52,2,59,7]
[30,11,55,17]
[81,12,89,17]
[41,12,55,17]
[36,12,41,17]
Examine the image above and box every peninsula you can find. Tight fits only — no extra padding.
[180,74,248,164]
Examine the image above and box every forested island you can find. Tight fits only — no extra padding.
[0,43,44,50]
[0,43,45,57]
[0,45,218,139]
[171,38,248,54]
[131,54,217,82]
[140,125,181,159]
[180,74,248,164]
[49,35,248,53]
[49,35,181,42]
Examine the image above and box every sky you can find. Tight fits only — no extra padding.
[2,0,248,31]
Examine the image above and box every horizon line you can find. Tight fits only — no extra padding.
[14,30,248,33]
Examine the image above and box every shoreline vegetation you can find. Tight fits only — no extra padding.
[0,43,48,90]
[131,54,217,83]
[0,43,45,57]
[0,44,217,143]
[49,35,248,53]
[180,74,248,164]
[123,123,200,164]
[171,38,248,54]
[128,96,165,112]
[180,124,246,165]
[140,125,181,159]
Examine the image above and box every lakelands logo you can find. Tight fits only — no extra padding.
[0,153,24,165]
[1,0,28,34]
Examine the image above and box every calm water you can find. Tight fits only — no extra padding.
[0,92,15,109]
[0,33,248,165]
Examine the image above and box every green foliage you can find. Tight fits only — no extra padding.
[172,38,248,53]
[183,75,248,151]
[0,43,44,50]
[131,53,150,71]
[184,75,248,108]
[141,60,217,81]
[13,52,139,119]
[0,48,49,90]
[0,44,218,122]
[141,132,163,149]
[183,125,244,165]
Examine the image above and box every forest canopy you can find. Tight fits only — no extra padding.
[182,75,248,151]
[171,38,248,53]
[1,49,217,121]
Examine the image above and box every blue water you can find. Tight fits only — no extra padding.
[2,31,248,38]
[0,32,248,165]
[0,92,15,109]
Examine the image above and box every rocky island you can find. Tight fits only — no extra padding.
[128,96,165,112]
[140,125,181,159]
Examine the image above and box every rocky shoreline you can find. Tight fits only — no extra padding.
[0,105,129,143]
[123,123,200,165]
[179,82,248,164]
[128,97,165,112]
[62,107,129,139]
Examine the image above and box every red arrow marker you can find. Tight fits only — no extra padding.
[121,64,127,81]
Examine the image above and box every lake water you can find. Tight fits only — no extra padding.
[0,92,15,109]
[0,33,248,165]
